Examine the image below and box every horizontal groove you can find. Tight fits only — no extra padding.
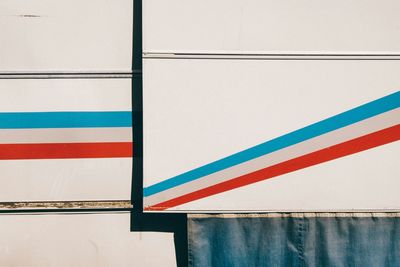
[143,53,400,60]
[0,200,132,210]
[147,52,400,56]
[0,71,141,79]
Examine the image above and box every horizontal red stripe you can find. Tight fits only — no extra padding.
[0,142,133,160]
[148,125,400,211]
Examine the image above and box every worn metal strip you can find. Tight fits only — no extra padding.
[0,72,136,79]
[143,53,400,60]
[0,200,132,210]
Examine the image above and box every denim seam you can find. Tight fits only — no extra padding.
[296,218,306,267]
[187,219,194,267]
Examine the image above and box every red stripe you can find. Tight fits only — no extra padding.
[0,142,133,160]
[148,125,400,211]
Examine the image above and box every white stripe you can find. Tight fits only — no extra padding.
[0,158,132,201]
[0,127,132,144]
[0,79,131,112]
[145,108,400,207]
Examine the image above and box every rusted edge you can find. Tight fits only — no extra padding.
[0,200,132,210]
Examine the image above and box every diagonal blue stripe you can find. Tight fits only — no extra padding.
[0,111,132,129]
[144,91,400,197]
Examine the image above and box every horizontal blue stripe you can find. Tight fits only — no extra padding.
[144,91,400,196]
[0,111,132,129]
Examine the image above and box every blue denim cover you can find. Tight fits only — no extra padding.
[188,213,400,267]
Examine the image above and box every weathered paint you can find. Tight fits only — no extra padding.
[0,200,132,210]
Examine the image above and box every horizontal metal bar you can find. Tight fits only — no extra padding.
[143,53,400,60]
[0,200,132,210]
[0,71,140,79]
[0,210,132,215]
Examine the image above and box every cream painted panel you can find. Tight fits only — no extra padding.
[0,0,133,71]
[144,0,400,55]
[143,59,400,211]
[0,213,176,267]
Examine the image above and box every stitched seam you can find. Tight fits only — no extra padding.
[296,218,306,266]
[187,219,194,267]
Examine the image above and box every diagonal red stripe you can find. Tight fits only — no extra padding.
[148,125,400,211]
[0,142,133,160]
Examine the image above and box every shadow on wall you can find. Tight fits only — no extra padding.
[130,1,188,267]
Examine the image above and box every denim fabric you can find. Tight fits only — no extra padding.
[188,213,400,267]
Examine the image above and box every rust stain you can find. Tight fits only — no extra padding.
[0,200,132,210]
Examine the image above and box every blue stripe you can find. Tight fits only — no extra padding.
[0,111,132,129]
[144,91,400,196]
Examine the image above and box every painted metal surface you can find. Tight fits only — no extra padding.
[144,0,400,55]
[0,1,180,266]
[143,59,400,212]
[0,79,132,201]
[0,213,176,267]
[0,0,133,71]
